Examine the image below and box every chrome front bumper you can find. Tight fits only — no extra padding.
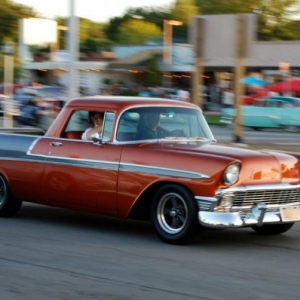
[199,203,277,228]
[196,184,300,229]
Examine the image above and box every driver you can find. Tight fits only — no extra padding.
[136,112,169,140]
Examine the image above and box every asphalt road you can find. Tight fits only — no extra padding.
[0,118,300,299]
[1,203,300,300]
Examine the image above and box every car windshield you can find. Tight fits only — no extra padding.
[116,106,214,142]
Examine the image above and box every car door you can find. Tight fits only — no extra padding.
[32,112,121,214]
[42,138,122,214]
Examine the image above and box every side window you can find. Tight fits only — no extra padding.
[102,112,114,142]
[62,110,89,139]
[117,111,139,141]
[65,110,89,132]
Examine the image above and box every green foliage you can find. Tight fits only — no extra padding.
[0,54,22,82]
[204,114,223,126]
[102,78,112,85]
[171,0,199,24]
[0,0,37,43]
[196,0,300,41]
[115,19,161,45]
[145,53,162,86]
[104,7,171,43]
[119,88,139,96]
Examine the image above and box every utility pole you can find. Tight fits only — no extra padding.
[163,20,182,87]
[67,0,79,101]
[191,17,204,109]
[233,15,246,143]
[2,42,14,128]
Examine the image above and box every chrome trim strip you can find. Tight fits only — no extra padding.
[27,136,43,154]
[120,163,209,179]
[2,153,209,179]
[47,157,119,170]
[217,183,300,193]
[195,196,218,202]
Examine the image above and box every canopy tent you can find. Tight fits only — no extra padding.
[241,76,266,87]
[266,78,300,93]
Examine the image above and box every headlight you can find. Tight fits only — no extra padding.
[223,163,240,185]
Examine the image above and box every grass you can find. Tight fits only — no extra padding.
[204,113,223,126]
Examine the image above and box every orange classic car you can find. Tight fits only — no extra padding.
[1,96,300,244]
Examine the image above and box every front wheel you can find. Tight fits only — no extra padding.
[150,184,202,245]
[251,223,294,235]
[0,175,22,217]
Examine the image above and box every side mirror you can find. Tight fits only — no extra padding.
[91,132,101,143]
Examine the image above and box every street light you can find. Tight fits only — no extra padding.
[163,20,182,86]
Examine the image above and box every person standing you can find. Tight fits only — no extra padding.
[221,88,234,108]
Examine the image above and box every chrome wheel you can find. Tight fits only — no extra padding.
[151,184,202,245]
[157,192,188,234]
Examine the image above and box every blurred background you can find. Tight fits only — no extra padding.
[1,0,300,136]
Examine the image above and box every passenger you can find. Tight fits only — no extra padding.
[81,111,104,140]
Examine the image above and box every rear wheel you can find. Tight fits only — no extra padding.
[150,184,203,245]
[283,125,299,133]
[251,223,294,235]
[0,175,22,217]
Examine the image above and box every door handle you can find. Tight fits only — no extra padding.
[50,142,63,147]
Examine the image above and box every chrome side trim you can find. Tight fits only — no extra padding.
[121,163,209,179]
[1,154,209,179]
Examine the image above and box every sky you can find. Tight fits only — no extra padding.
[13,0,175,22]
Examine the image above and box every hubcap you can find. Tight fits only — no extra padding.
[157,192,188,234]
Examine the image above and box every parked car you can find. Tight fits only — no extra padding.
[220,96,300,132]
[14,85,67,116]
[1,96,300,245]
[13,86,68,129]
[0,94,21,117]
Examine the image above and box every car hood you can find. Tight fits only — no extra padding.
[134,142,300,185]
[199,143,300,184]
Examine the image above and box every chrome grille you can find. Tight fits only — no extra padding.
[231,187,300,207]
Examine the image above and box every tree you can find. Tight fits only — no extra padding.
[104,6,171,43]
[56,17,113,52]
[79,18,111,51]
[196,0,300,41]
[115,19,161,45]
[145,53,162,86]
[168,0,199,42]
[0,0,37,43]
[170,0,199,24]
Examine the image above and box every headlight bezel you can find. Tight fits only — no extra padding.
[223,163,240,186]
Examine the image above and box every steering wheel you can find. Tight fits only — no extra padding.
[170,129,186,137]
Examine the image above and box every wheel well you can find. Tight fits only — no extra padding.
[128,181,192,221]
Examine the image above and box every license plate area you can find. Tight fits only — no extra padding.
[280,206,300,222]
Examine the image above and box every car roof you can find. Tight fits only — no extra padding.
[65,96,199,111]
